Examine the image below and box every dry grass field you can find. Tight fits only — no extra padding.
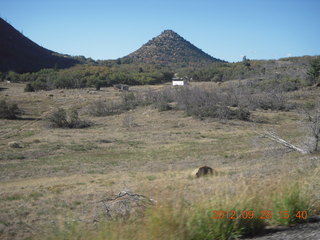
[0,82,320,240]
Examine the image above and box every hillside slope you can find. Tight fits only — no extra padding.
[0,18,78,73]
[122,30,223,67]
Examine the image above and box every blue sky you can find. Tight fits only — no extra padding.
[0,0,319,62]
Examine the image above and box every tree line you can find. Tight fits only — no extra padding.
[1,64,174,91]
[0,56,319,91]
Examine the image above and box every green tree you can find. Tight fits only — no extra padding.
[24,83,35,92]
[95,81,102,90]
[6,71,20,82]
[307,57,320,85]
[242,55,251,68]
[0,72,5,81]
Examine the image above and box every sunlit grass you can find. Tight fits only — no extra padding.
[1,83,320,240]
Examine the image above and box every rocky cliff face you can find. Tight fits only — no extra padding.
[122,30,223,67]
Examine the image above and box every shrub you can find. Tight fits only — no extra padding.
[0,100,22,119]
[87,100,124,116]
[277,78,303,92]
[5,71,20,82]
[48,108,68,128]
[173,87,251,121]
[188,206,266,239]
[232,107,251,121]
[307,57,320,85]
[246,77,303,93]
[122,114,137,128]
[155,101,172,111]
[24,83,35,92]
[148,88,174,111]
[48,108,92,128]
[68,109,92,128]
[41,198,267,240]
[271,183,312,226]
[121,92,139,110]
[95,81,103,90]
[31,78,51,91]
[88,92,146,117]
[249,91,291,111]
[88,86,252,121]
[86,84,293,121]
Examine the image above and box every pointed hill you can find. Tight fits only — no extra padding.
[122,30,224,67]
[0,18,79,73]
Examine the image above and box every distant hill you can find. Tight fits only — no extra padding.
[121,30,224,67]
[0,18,78,73]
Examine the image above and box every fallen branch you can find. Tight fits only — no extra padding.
[261,130,308,154]
[100,191,156,220]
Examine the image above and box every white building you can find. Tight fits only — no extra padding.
[172,77,187,86]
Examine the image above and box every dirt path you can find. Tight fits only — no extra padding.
[0,108,54,138]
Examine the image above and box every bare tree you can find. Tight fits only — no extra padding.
[303,105,320,153]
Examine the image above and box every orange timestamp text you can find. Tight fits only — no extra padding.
[212,210,308,220]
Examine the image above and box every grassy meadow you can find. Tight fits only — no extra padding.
[0,81,319,240]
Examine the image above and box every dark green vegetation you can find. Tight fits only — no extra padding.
[1,56,318,93]
[307,57,320,85]
[182,56,317,85]
[9,65,173,91]
[47,108,92,128]
[0,99,22,119]
[0,18,78,73]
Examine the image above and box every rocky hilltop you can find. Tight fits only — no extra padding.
[0,18,78,73]
[122,30,223,67]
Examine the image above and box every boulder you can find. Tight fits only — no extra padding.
[192,166,214,178]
